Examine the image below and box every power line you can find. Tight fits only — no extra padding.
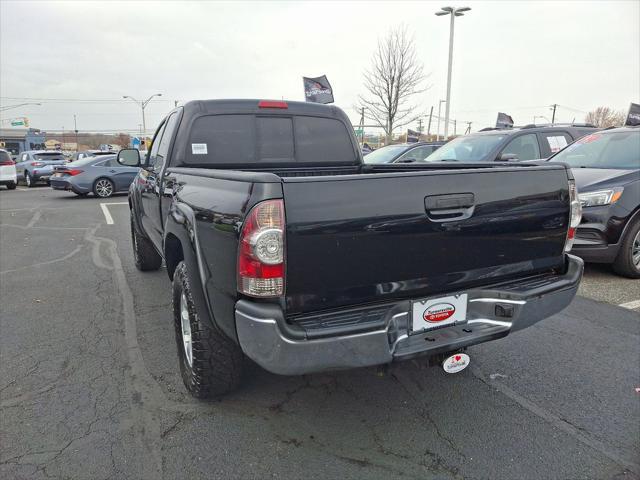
[1,96,172,104]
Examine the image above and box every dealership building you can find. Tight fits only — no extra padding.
[0,128,46,156]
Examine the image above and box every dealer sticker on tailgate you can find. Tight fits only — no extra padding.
[412,294,468,333]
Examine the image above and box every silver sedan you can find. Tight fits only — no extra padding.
[49,154,139,198]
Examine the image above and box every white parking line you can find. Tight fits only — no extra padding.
[100,202,128,225]
[618,299,640,310]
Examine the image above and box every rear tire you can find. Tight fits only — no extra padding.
[612,218,640,279]
[172,261,244,398]
[130,214,162,271]
[6,182,16,190]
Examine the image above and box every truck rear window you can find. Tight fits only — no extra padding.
[186,115,356,166]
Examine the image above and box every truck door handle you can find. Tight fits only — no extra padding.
[425,193,475,222]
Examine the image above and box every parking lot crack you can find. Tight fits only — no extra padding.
[390,371,468,462]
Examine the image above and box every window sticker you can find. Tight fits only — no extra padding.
[546,136,568,153]
[191,143,208,155]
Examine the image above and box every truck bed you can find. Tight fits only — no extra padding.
[167,162,571,317]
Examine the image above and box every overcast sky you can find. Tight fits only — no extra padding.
[1,0,638,136]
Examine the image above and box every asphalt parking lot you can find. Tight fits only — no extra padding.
[1,186,639,480]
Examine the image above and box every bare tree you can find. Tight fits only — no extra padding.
[358,25,428,144]
[585,106,626,128]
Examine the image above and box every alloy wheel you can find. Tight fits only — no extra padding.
[95,179,113,197]
[25,173,31,187]
[633,230,640,269]
[180,292,193,367]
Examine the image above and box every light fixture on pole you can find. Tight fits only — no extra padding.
[122,94,162,135]
[435,6,471,139]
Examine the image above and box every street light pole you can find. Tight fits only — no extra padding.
[436,6,471,140]
[123,94,162,135]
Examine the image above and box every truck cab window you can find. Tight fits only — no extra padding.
[501,134,540,161]
[147,121,167,168]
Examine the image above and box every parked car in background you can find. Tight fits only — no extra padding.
[15,150,67,187]
[71,150,115,161]
[0,149,17,190]
[363,141,445,164]
[50,154,139,198]
[422,124,598,163]
[550,126,640,278]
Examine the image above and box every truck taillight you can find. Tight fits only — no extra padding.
[238,199,285,297]
[565,179,582,252]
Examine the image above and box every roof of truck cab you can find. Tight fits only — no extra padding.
[182,99,348,118]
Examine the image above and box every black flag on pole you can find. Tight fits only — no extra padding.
[496,112,514,128]
[303,75,334,104]
[625,102,640,126]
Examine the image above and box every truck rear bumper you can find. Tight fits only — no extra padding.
[235,255,583,376]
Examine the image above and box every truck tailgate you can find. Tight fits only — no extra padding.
[282,165,571,316]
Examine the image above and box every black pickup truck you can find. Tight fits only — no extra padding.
[118,99,584,398]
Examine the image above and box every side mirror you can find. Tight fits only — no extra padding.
[117,148,141,167]
[497,153,519,161]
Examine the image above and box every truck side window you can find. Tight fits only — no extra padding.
[501,134,540,161]
[147,122,167,169]
[397,145,435,162]
[153,112,179,173]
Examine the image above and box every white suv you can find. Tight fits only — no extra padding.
[0,149,17,190]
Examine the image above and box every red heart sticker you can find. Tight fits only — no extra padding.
[455,355,461,361]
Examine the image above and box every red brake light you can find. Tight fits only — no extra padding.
[258,100,288,109]
[238,199,285,297]
[0,160,13,166]
[67,169,83,176]
[31,162,44,167]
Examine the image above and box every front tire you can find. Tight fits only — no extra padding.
[612,218,640,278]
[6,182,16,190]
[25,171,34,188]
[172,261,244,398]
[93,178,114,198]
[130,215,162,271]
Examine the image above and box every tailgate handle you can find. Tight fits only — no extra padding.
[425,193,475,222]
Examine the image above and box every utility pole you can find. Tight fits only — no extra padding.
[465,122,472,134]
[427,105,434,136]
[550,104,558,124]
[437,99,446,141]
[436,6,471,139]
[453,119,457,136]
[360,107,366,144]
[73,115,78,151]
[123,93,162,135]
[417,118,423,133]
